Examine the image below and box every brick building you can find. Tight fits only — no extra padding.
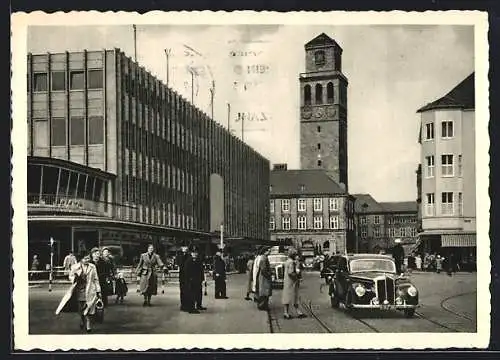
[269,33,355,255]
[270,166,356,255]
[27,49,270,266]
[354,194,418,254]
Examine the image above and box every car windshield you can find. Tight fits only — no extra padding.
[349,259,396,273]
[268,255,287,264]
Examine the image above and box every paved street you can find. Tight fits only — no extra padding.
[29,271,476,334]
[268,271,477,333]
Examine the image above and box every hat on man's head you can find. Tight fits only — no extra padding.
[394,238,402,244]
[90,247,100,254]
[287,247,298,258]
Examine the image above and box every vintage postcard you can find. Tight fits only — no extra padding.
[11,11,490,351]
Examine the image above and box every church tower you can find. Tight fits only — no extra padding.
[299,33,348,191]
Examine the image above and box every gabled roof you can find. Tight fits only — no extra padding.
[270,169,347,196]
[352,194,386,213]
[305,33,341,50]
[417,73,475,113]
[380,201,418,213]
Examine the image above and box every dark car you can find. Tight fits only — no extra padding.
[328,254,419,318]
[267,253,288,288]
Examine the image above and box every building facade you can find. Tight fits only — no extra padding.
[299,33,349,190]
[270,168,356,255]
[354,194,418,254]
[27,49,270,267]
[416,73,476,266]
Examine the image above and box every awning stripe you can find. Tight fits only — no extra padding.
[441,233,476,247]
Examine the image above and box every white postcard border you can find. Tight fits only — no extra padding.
[11,10,490,351]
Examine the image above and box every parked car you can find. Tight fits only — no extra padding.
[267,253,288,288]
[327,254,419,318]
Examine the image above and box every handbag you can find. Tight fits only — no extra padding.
[94,298,105,323]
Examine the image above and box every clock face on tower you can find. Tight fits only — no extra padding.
[327,107,338,118]
[315,51,326,66]
[302,107,312,119]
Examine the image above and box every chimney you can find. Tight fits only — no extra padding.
[273,163,288,171]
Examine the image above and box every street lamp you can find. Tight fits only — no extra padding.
[49,237,55,292]
[361,202,369,253]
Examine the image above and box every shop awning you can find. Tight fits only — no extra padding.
[441,233,476,247]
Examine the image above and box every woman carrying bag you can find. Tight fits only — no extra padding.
[55,253,102,333]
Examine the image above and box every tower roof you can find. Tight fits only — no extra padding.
[305,33,342,50]
[417,73,475,113]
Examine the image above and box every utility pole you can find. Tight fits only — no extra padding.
[164,48,171,88]
[241,112,245,142]
[209,80,215,119]
[49,237,55,292]
[227,103,231,131]
[191,70,194,105]
[133,25,137,62]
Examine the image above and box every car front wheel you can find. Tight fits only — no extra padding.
[404,308,415,318]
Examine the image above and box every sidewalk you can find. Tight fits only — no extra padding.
[29,273,270,334]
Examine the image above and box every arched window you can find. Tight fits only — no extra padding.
[315,84,323,104]
[304,85,311,105]
[327,82,334,103]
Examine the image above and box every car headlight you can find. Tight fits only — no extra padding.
[407,286,417,297]
[354,284,366,297]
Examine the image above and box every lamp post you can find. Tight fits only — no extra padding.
[49,237,55,292]
[361,203,369,253]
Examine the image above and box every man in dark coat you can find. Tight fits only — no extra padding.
[213,251,228,299]
[391,239,405,274]
[183,246,207,314]
[176,246,190,311]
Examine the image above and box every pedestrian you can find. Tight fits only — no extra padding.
[63,251,77,275]
[282,248,306,319]
[415,254,422,271]
[245,255,255,300]
[407,253,416,274]
[183,246,207,313]
[213,251,228,299]
[256,248,272,311]
[436,255,443,273]
[114,272,128,304]
[135,244,165,307]
[30,254,40,280]
[101,247,116,305]
[252,248,263,302]
[391,239,405,274]
[177,246,190,311]
[89,248,109,308]
[446,252,456,276]
[56,253,101,333]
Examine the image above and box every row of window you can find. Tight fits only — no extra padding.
[424,120,455,141]
[270,215,354,231]
[359,216,417,225]
[361,227,418,238]
[30,116,104,148]
[303,83,334,105]
[425,192,464,216]
[271,198,341,213]
[30,70,104,92]
[425,154,463,178]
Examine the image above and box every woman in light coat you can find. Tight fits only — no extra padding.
[56,254,101,332]
[136,244,165,306]
[282,248,306,319]
[252,250,263,301]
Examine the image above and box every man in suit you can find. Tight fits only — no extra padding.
[176,246,189,311]
[183,246,206,314]
[392,239,405,275]
[213,251,228,299]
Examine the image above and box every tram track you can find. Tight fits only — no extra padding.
[439,291,476,322]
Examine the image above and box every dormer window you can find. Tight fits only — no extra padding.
[315,50,326,66]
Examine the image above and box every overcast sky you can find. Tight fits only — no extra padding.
[27,24,474,202]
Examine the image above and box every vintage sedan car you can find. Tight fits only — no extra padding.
[267,253,288,288]
[328,254,419,317]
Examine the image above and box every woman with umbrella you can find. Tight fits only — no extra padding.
[56,253,101,333]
